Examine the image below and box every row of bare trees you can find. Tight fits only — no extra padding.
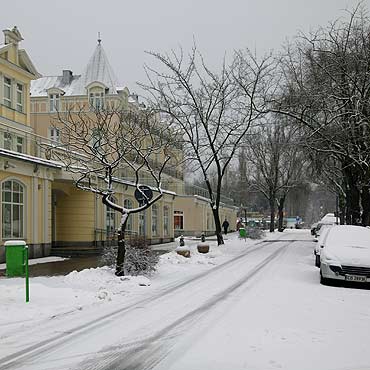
[268,4,370,226]
[52,4,370,274]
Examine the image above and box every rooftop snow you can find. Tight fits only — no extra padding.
[30,43,120,97]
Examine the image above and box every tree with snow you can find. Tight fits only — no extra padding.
[47,107,174,275]
[269,5,370,225]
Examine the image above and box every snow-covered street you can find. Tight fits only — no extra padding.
[1,230,370,370]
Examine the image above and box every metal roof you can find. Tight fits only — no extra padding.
[30,42,120,97]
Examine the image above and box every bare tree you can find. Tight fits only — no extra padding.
[46,107,173,275]
[269,4,370,225]
[245,117,305,232]
[141,46,273,244]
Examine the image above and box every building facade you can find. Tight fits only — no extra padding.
[0,28,237,262]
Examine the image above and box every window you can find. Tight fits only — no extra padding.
[123,199,133,231]
[3,77,11,108]
[49,94,60,112]
[174,210,184,230]
[2,180,24,239]
[152,204,158,236]
[49,127,60,143]
[16,83,23,112]
[139,211,146,236]
[1,133,24,153]
[91,128,101,151]
[3,132,12,150]
[16,136,24,153]
[89,91,104,110]
[163,205,170,236]
[106,206,116,237]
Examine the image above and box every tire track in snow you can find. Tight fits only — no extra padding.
[77,241,292,370]
[0,238,285,370]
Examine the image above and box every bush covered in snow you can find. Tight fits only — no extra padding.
[102,236,159,275]
[246,227,265,239]
[124,236,159,276]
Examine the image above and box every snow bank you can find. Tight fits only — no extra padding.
[0,232,262,329]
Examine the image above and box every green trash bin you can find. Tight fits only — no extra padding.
[5,240,27,277]
[239,228,247,238]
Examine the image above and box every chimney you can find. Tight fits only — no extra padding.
[62,70,73,85]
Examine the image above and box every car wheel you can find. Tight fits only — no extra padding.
[315,255,320,268]
[320,271,330,285]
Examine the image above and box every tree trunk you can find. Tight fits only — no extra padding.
[115,215,127,276]
[212,208,224,245]
[344,166,361,225]
[269,199,275,233]
[339,193,346,225]
[277,196,285,232]
[361,186,370,226]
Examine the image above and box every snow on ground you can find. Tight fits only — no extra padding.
[3,229,370,370]
[0,232,262,342]
[0,256,68,270]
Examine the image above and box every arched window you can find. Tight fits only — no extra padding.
[123,199,133,231]
[106,197,116,237]
[152,204,158,237]
[163,205,170,236]
[2,180,25,238]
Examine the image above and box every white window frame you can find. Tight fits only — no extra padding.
[16,136,24,153]
[151,204,158,237]
[106,205,116,237]
[1,132,25,153]
[3,132,12,150]
[2,179,25,239]
[48,127,60,143]
[16,83,23,113]
[49,93,60,112]
[89,91,105,110]
[3,76,12,108]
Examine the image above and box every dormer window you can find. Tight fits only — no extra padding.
[49,93,60,112]
[89,91,104,110]
[86,82,107,111]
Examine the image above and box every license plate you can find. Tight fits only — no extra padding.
[345,274,367,282]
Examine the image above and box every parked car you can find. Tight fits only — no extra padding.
[320,225,370,285]
[314,224,334,267]
[311,222,318,236]
[315,215,338,238]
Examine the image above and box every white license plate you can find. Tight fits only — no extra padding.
[345,274,367,282]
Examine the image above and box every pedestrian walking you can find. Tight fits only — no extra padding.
[222,218,230,234]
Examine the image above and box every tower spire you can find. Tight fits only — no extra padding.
[97,32,101,45]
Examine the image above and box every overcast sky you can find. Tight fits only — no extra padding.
[2,0,368,93]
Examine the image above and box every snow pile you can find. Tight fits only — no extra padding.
[64,266,151,301]
[0,232,264,335]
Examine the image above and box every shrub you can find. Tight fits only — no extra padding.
[124,236,159,276]
[246,226,264,239]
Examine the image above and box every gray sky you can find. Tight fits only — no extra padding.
[2,0,367,92]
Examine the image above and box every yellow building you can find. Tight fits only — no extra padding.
[29,38,179,255]
[0,28,237,262]
[0,26,58,262]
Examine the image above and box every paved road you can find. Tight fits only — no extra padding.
[2,231,370,370]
